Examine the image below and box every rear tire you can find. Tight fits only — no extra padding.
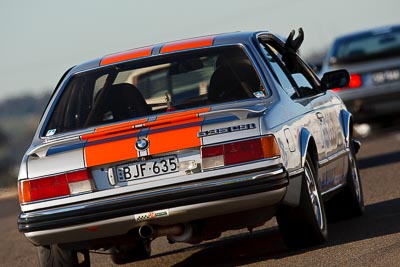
[325,139,364,221]
[110,240,151,264]
[276,154,328,249]
[37,245,90,267]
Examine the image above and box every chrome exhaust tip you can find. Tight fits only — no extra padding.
[138,223,193,242]
[138,225,155,239]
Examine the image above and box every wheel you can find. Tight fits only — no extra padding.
[325,139,364,221]
[276,153,328,249]
[110,240,151,264]
[37,245,90,267]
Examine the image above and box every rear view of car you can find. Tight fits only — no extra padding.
[17,30,363,266]
[320,24,400,123]
[18,38,288,266]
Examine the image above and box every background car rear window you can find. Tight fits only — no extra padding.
[332,27,400,63]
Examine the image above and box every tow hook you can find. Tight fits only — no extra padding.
[352,139,361,154]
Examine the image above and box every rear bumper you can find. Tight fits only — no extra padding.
[18,165,288,245]
[338,83,400,122]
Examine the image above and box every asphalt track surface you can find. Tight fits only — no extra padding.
[1,126,399,267]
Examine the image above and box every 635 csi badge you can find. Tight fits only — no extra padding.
[197,123,256,137]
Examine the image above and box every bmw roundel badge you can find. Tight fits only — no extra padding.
[135,138,149,150]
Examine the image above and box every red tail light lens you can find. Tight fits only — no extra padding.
[348,73,362,88]
[202,145,223,157]
[19,169,95,203]
[201,136,280,170]
[28,174,70,202]
[333,73,362,92]
[224,139,264,165]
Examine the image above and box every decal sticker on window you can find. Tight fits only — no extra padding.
[253,91,266,98]
[46,129,57,136]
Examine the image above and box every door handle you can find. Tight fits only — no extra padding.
[316,112,324,121]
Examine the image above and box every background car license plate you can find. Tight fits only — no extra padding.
[117,156,178,181]
[372,69,400,84]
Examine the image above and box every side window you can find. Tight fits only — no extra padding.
[292,73,313,90]
[259,44,298,98]
[261,41,319,98]
[289,70,316,98]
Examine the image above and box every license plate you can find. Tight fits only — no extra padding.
[116,156,178,181]
[372,69,400,84]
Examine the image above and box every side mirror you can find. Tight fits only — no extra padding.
[321,69,350,90]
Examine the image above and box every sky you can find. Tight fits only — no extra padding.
[0,0,399,101]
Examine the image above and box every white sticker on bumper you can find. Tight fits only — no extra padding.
[134,209,170,221]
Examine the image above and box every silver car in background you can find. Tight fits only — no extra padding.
[320,24,400,124]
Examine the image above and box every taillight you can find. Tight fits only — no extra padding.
[333,73,362,92]
[18,169,95,203]
[348,73,362,88]
[201,136,280,170]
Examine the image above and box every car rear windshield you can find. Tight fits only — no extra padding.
[331,26,400,64]
[43,46,265,137]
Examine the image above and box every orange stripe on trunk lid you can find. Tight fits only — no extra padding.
[147,108,209,154]
[82,108,209,167]
[85,136,139,167]
[148,118,204,155]
[82,119,146,167]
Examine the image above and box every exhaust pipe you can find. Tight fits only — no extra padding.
[138,224,193,243]
[138,225,157,239]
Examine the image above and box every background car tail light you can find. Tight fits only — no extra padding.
[333,73,362,92]
[348,73,362,88]
[201,136,280,170]
[18,169,95,203]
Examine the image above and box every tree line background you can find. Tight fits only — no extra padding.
[0,93,51,187]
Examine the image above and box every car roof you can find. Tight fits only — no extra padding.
[71,31,270,73]
[333,24,400,43]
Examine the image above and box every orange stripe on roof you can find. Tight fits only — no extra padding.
[160,36,215,54]
[100,46,153,66]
